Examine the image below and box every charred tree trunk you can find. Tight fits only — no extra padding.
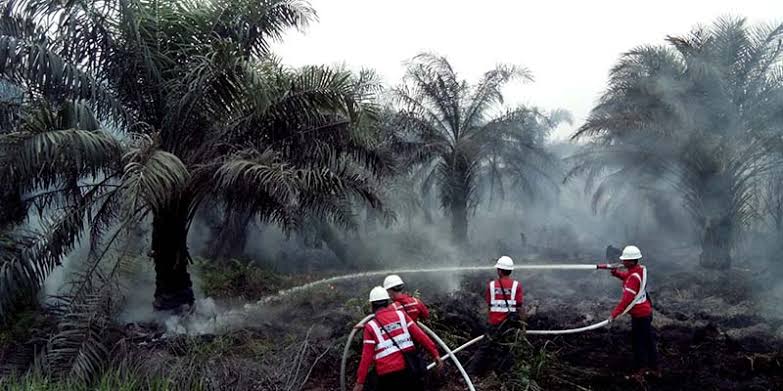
[450,199,468,243]
[0,185,26,230]
[206,210,253,260]
[317,222,348,262]
[423,205,434,225]
[699,216,732,269]
[448,156,471,243]
[364,206,378,232]
[151,202,194,311]
[696,172,734,270]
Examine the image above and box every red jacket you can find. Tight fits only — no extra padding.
[355,306,440,384]
[392,293,430,322]
[485,277,524,325]
[611,265,652,318]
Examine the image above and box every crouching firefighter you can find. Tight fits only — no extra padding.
[467,255,526,376]
[606,245,659,380]
[354,287,443,391]
[384,275,430,322]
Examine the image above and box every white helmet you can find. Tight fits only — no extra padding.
[383,274,404,290]
[495,256,514,271]
[619,245,642,260]
[369,286,390,302]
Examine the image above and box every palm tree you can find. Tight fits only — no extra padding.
[570,17,783,269]
[0,81,26,230]
[393,53,567,242]
[0,0,388,313]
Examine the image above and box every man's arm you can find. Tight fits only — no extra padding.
[515,282,525,320]
[611,269,629,280]
[355,327,375,386]
[610,277,640,318]
[407,318,440,360]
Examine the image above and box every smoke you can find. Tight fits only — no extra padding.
[27,17,783,339]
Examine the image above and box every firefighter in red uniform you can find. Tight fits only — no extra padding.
[383,275,430,322]
[467,255,525,375]
[354,287,443,391]
[606,245,659,380]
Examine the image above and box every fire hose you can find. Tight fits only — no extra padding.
[339,263,647,391]
[339,314,476,391]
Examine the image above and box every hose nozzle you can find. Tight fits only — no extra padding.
[596,263,622,269]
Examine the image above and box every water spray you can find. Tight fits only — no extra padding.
[338,262,633,391]
[257,263,620,306]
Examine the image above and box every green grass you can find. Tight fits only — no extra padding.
[0,305,50,348]
[195,257,290,299]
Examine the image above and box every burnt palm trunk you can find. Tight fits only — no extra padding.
[151,200,194,311]
[450,198,468,243]
[697,173,734,270]
[206,210,253,260]
[0,185,26,230]
[699,215,732,269]
[449,157,470,243]
[323,224,348,261]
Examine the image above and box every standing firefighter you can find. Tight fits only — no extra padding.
[486,256,525,326]
[606,245,659,379]
[383,275,430,322]
[467,255,526,375]
[354,287,443,391]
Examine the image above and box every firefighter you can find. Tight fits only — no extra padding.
[486,256,525,326]
[383,275,430,322]
[354,287,443,391]
[467,255,526,375]
[606,245,659,380]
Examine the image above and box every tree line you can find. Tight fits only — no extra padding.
[1,0,782,319]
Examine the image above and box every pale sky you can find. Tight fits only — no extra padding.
[272,0,782,140]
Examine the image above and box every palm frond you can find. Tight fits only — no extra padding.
[42,286,118,384]
[0,228,38,323]
[0,33,124,121]
[120,140,190,214]
[0,127,121,193]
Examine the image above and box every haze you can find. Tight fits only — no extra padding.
[274,0,782,140]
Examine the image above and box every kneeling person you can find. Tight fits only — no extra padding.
[354,287,442,391]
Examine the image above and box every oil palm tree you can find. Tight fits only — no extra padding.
[393,53,566,242]
[570,17,783,269]
[0,0,388,313]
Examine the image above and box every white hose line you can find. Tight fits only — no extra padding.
[257,264,607,305]
[526,319,611,335]
[421,267,647,369]
[423,320,611,369]
[340,314,374,391]
[339,316,475,391]
[339,263,640,391]
[417,322,476,391]
[426,334,484,370]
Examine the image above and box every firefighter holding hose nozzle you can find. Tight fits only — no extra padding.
[354,287,443,391]
[604,245,659,381]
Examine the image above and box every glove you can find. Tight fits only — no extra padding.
[353,384,364,391]
[435,358,445,372]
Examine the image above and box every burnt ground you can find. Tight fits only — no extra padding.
[7,259,778,390]
[306,262,783,391]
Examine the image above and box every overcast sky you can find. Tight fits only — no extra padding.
[272,0,782,140]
